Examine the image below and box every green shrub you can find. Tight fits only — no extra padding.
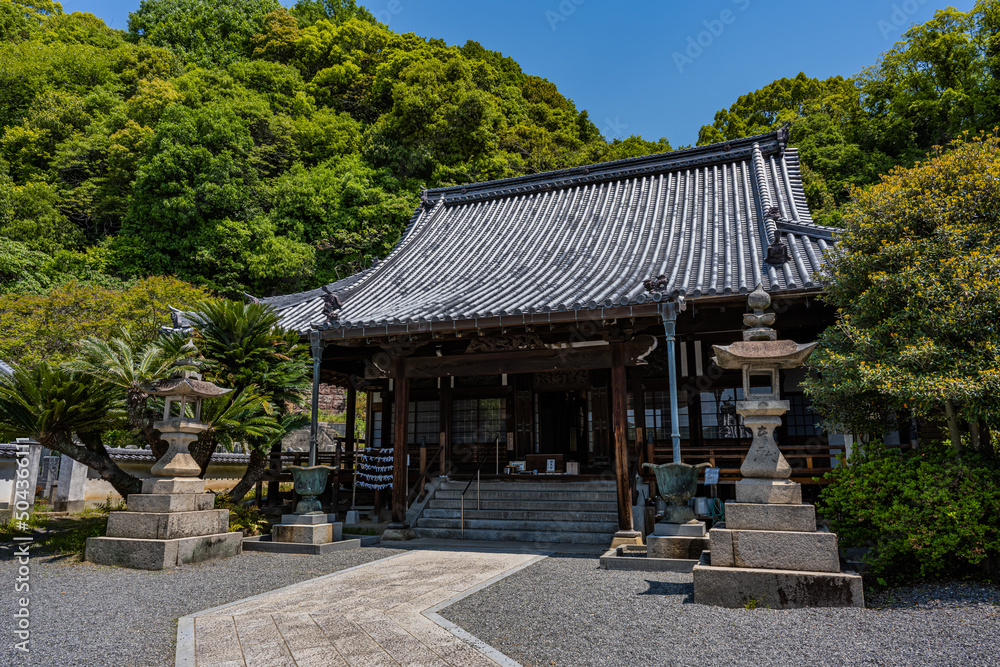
[817,442,1000,583]
[214,493,269,536]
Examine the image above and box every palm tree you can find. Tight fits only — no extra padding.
[0,362,143,497]
[189,299,311,502]
[67,331,189,458]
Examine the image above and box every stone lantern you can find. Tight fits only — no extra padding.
[85,358,244,569]
[692,285,864,609]
[144,370,231,478]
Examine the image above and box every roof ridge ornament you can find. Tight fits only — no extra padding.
[776,123,790,154]
[321,285,342,321]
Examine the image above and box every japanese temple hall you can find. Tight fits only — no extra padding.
[259,128,847,544]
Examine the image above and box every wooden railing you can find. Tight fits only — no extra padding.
[652,442,846,484]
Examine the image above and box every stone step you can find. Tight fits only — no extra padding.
[426,499,618,512]
[420,508,617,523]
[438,481,616,492]
[412,526,612,545]
[433,489,617,502]
[415,517,618,533]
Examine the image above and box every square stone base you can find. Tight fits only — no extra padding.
[126,493,214,513]
[106,509,229,540]
[610,530,643,548]
[735,479,802,504]
[725,501,817,532]
[654,521,706,537]
[141,478,206,495]
[272,522,342,545]
[599,546,699,572]
[279,513,337,525]
[86,532,242,570]
[242,536,361,555]
[693,561,864,609]
[647,535,710,559]
[709,527,840,572]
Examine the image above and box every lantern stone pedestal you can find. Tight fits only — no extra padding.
[692,286,863,609]
[86,371,243,570]
[85,477,243,570]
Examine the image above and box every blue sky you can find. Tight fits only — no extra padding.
[71,1,978,146]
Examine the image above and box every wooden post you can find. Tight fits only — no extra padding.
[611,344,641,545]
[632,367,655,501]
[345,383,356,457]
[391,362,409,525]
[440,380,451,476]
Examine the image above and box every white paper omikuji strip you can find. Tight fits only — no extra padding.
[355,481,392,490]
[359,474,393,483]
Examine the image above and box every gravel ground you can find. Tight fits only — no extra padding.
[443,555,1000,667]
[0,545,402,667]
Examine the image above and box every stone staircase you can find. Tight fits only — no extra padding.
[412,479,618,545]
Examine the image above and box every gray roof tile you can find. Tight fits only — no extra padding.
[262,131,837,334]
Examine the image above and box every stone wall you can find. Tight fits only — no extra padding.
[318,383,346,413]
[281,423,347,452]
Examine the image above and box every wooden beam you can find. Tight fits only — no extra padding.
[611,344,634,533]
[392,362,409,524]
[404,336,656,379]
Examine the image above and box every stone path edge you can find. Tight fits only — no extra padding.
[422,553,548,667]
[174,551,413,667]
[174,549,549,667]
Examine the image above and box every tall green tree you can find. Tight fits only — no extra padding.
[189,299,310,501]
[127,0,282,67]
[803,134,1000,452]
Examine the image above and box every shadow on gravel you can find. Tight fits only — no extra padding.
[638,579,694,602]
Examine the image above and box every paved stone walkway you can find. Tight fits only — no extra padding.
[178,549,544,666]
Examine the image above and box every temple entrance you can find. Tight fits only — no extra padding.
[535,390,588,471]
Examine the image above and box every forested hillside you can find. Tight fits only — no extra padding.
[0,0,671,299]
[698,3,1000,225]
[2,0,999,301]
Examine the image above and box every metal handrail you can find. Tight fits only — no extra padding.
[460,435,499,539]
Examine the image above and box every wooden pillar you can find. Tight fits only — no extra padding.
[345,383,356,456]
[632,367,655,501]
[611,344,641,545]
[440,380,451,476]
[391,362,409,525]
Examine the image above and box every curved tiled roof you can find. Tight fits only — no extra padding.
[0,361,13,376]
[261,131,837,335]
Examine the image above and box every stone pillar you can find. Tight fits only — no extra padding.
[38,455,60,501]
[53,454,88,512]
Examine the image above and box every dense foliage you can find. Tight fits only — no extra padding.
[0,276,208,368]
[698,2,1000,226]
[4,1,1000,297]
[802,134,1000,445]
[0,0,669,298]
[818,442,1000,583]
[0,299,309,499]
